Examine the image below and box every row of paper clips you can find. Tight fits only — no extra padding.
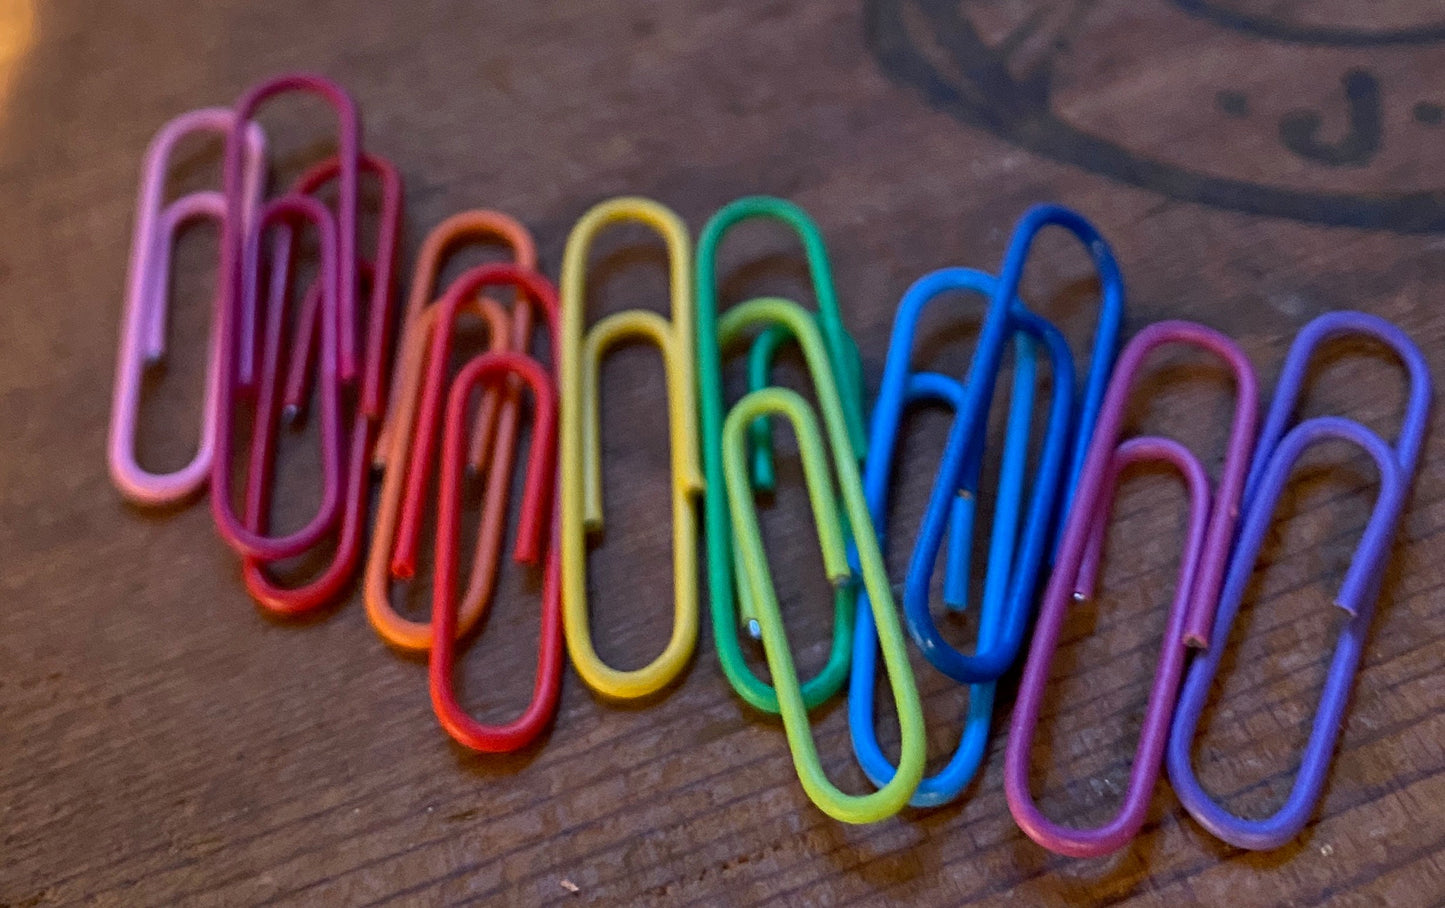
[109,73,1432,856]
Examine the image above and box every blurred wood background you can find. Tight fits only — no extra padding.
[2,1,1442,904]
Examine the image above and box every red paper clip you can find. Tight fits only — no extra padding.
[397,263,563,752]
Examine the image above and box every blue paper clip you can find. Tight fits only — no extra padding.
[900,205,1126,685]
[848,266,1078,805]
[1166,310,1430,850]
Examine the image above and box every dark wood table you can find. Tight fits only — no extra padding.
[3,1,1442,904]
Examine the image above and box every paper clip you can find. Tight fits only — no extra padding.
[1005,320,1259,857]
[719,305,925,823]
[109,108,265,506]
[901,205,1125,687]
[848,265,1078,807]
[365,212,537,650]
[558,197,703,700]
[415,264,563,753]
[1166,311,1429,850]
[212,189,345,560]
[696,196,867,713]
[373,210,538,472]
[238,152,402,614]
[208,74,402,616]
[210,73,359,562]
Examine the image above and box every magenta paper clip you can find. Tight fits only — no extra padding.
[108,108,265,505]
[218,73,361,387]
[211,193,346,561]
[1004,321,1259,858]
[1166,311,1429,851]
[237,153,403,616]
[209,74,361,562]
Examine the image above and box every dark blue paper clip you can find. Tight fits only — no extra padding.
[848,265,1077,805]
[1166,310,1430,850]
[899,205,1126,686]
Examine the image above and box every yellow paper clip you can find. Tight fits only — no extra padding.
[559,197,704,699]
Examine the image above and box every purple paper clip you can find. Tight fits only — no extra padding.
[108,108,265,505]
[1166,311,1430,851]
[1004,320,1259,858]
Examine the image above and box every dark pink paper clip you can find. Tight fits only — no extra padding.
[207,74,404,616]
[210,73,361,562]
[212,193,346,562]
[239,154,402,615]
[1004,320,1259,858]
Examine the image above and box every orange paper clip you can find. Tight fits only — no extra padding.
[365,212,539,650]
[374,210,538,473]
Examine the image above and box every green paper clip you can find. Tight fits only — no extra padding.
[696,196,868,712]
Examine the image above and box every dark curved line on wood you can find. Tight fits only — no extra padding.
[865,0,1445,234]
[1168,0,1445,48]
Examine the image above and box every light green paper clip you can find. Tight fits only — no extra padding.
[718,298,925,823]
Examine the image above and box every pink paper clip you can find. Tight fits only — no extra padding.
[109,108,265,505]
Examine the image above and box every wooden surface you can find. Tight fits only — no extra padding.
[2,1,1443,904]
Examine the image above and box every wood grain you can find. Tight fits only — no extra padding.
[1,1,1442,904]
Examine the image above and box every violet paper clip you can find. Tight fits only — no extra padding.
[1166,311,1430,851]
[1004,320,1259,858]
